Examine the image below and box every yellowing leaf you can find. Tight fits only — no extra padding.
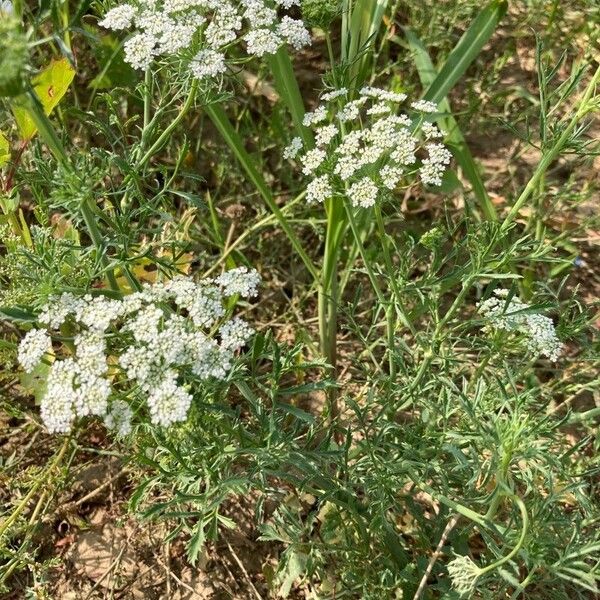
[11,58,75,140]
[0,131,9,166]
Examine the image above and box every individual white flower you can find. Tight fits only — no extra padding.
[124,32,157,70]
[75,295,122,332]
[205,5,242,47]
[99,4,137,30]
[333,154,362,181]
[190,49,227,80]
[74,375,111,417]
[18,329,51,373]
[301,148,327,175]
[348,177,378,208]
[360,87,407,103]
[158,21,197,53]
[411,99,438,113]
[74,331,108,376]
[189,335,233,380]
[126,304,164,344]
[277,16,311,50]
[135,9,175,35]
[283,137,303,160]
[244,28,282,57]
[338,98,367,122]
[275,0,300,7]
[104,400,133,437]
[306,175,333,204]
[389,129,418,165]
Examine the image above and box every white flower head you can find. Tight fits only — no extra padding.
[348,177,378,208]
[306,175,332,204]
[99,0,309,73]
[283,137,303,160]
[277,16,311,50]
[27,270,260,435]
[215,266,261,298]
[478,289,563,362]
[301,148,327,175]
[190,49,227,80]
[18,329,51,373]
[294,86,451,209]
[99,4,137,30]
[411,99,438,113]
[124,32,157,70]
[244,28,282,57]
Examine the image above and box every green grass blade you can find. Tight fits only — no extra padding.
[344,0,391,87]
[423,0,508,105]
[266,48,312,147]
[404,27,498,221]
[204,103,318,281]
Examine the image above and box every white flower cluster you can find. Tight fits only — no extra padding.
[17,267,260,434]
[99,0,310,77]
[478,289,563,362]
[284,86,451,207]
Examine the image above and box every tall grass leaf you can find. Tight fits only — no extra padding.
[267,48,312,147]
[423,0,508,105]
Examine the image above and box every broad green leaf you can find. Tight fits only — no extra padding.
[403,27,498,221]
[423,0,508,105]
[0,131,9,166]
[11,58,75,140]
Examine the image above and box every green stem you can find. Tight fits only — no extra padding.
[205,103,318,281]
[480,495,528,576]
[408,276,475,393]
[136,80,198,170]
[345,205,402,378]
[373,205,415,335]
[501,64,600,232]
[80,200,119,291]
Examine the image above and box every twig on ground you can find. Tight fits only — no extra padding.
[412,513,460,600]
